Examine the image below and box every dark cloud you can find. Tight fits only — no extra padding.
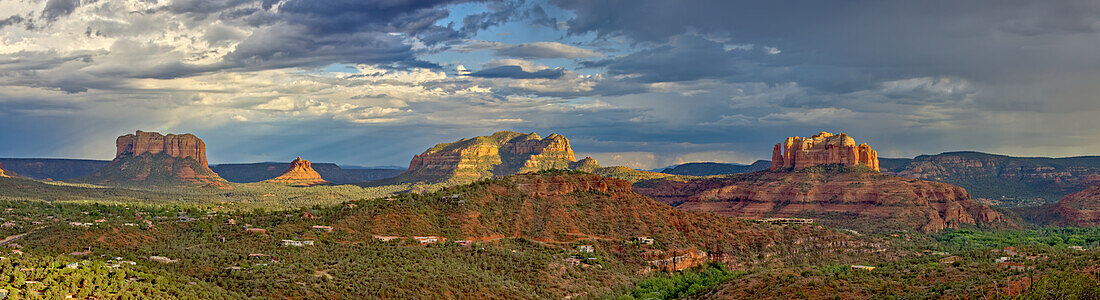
[580,35,763,83]
[467,65,565,79]
[0,15,25,29]
[41,0,81,22]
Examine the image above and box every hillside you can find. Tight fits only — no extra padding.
[212,162,402,184]
[6,172,875,299]
[881,151,1100,206]
[0,158,109,180]
[660,161,771,176]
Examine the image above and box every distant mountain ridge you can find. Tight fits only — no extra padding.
[0,158,110,180]
[659,161,771,176]
[212,162,402,184]
[880,151,1100,205]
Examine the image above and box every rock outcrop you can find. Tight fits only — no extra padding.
[634,168,1012,233]
[0,162,11,178]
[1056,185,1100,227]
[264,157,328,186]
[116,130,210,167]
[770,132,878,171]
[391,131,592,185]
[79,131,226,187]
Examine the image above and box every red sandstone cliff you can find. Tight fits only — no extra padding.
[771,132,878,171]
[634,170,1011,233]
[1056,185,1100,227]
[0,162,11,178]
[396,131,583,184]
[264,157,328,186]
[116,130,209,167]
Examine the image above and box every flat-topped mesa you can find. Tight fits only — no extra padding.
[116,130,209,166]
[770,131,879,171]
[265,157,328,186]
[80,131,225,186]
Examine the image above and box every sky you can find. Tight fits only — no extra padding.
[1,0,1099,169]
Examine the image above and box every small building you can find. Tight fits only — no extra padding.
[577,245,595,253]
[755,218,814,225]
[850,265,875,271]
[995,256,1011,263]
[414,236,443,244]
[281,240,314,247]
[65,262,79,269]
[312,225,333,232]
[634,237,655,245]
[440,194,461,201]
[149,256,178,264]
[94,219,107,223]
[245,228,267,235]
[373,235,401,242]
[1070,246,1085,251]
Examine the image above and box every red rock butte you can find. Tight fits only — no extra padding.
[116,130,209,166]
[265,157,328,186]
[770,131,879,171]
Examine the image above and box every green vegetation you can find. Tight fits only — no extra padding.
[617,263,744,299]
[937,227,1100,249]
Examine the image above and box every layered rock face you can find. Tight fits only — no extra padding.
[881,152,1100,205]
[634,169,1012,233]
[264,157,328,186]
[0,162,11,178]
[397,131,589,184]
[770,132,878,171]
[116,131,209,167]
[80,131,225,186]
[1056,185,1100,227]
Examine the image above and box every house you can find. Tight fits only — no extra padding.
[149,256,178,264]
[454,240,473,246]
[94,219,107,223]
[440,194,461,201]
[373,235,401,242]
[563,257,583,266]
[245,228,267,235]
[312,225,333,232]
[1070,246,1086,251]
[66,262,79,269]
[634,237,655,245]
[577,245,595,253]
[414,236,443,244]
[923,250,949,256]
[755,218,814,225]
[995,256,1011,263]
[850,265,875,271]
[281,240,315,247]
